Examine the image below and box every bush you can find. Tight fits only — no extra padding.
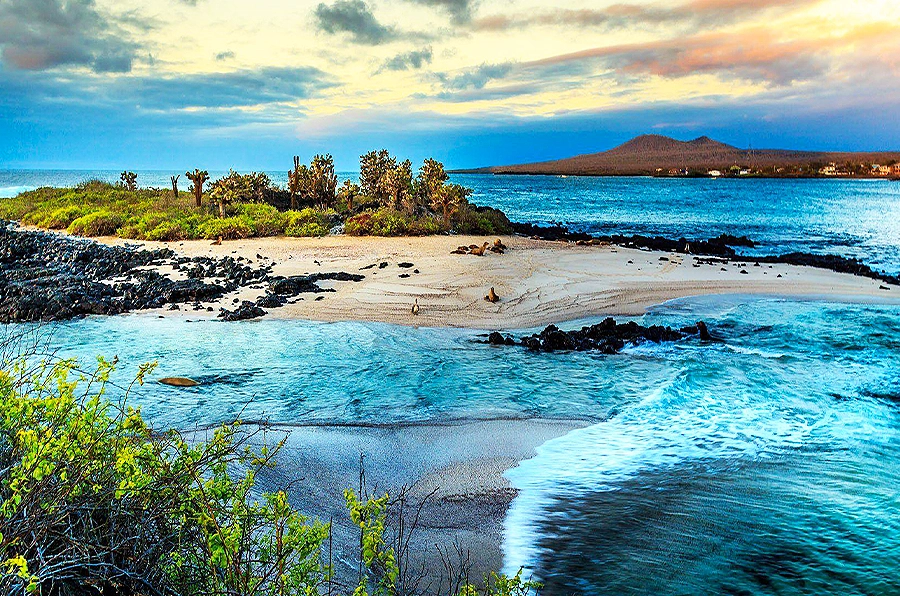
[344,211,372,236]
[284,208,331,237]
[34,206,88,229]
[452,205,512,235]
[369,208,409,236]
[144,220,191,241]
[198,217,254,240]
[235,203,287,236]
[208,170,273,206]
[67,211,126,236]
[0,355,541,596]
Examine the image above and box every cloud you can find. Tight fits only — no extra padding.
[407,0,476,24]
[215,51,236,61]
[524,27,855,85]
[472,0,822,32]
[314,0,396,45]
[437,62,513,90]
[2,65,336,114]
[0,0,140,73]
[381,47,433,71]
[119,67,337,110]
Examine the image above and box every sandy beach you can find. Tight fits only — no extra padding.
[225,419,584,591]
[101,234,898,329]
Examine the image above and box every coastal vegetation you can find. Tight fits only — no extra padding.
[0,352,538,595]
[0,152,511,241]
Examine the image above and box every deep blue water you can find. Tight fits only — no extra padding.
[2,169,900,594]
[2,169,899,274]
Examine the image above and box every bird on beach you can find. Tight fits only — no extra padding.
[411,299,420,315]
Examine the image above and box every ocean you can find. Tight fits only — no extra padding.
[2,170,900,594]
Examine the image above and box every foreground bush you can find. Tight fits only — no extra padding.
[0,357,540,596]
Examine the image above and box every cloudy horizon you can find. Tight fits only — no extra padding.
[1,0,898,170]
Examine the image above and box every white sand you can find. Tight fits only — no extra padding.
[102,234,898,329]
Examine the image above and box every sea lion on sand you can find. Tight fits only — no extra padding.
[484,287,499,303]
[211,236,222,246]
[412,299,420,315]
[470,242,489,256]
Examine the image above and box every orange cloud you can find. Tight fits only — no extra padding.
[523,21,900,85]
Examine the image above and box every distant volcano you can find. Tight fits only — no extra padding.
[460,134,900,176]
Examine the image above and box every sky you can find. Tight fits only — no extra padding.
[1,0,898,170]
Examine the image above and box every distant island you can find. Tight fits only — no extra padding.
[457,134,900,178]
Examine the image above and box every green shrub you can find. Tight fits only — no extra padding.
[31,206,88,229]
[369,208,409,236]
[198,217,254,240]
[67,211,126,236]
[452,205,512,235]
[144,220,190,241]
[406,215,446,236]
[284,208,331,237]
[286,221,328,237]
[235,203,286,236]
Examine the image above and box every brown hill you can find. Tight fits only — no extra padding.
[465,134,900,176]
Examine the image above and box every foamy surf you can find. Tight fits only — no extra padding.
[500,358,893,581]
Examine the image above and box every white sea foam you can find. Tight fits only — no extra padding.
[500,371,836,577]
[0,185,35,198]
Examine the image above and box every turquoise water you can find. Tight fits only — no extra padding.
[3,170,899,273]
[14,295,900,594]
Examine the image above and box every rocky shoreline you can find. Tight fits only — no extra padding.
[0,223,363,323]
[511,223,900,287]
[484,318,713,353]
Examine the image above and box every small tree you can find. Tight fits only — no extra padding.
[338,179,360,212]
[119,171,137,191]
[359,150,396,204]
[310,154,338,209]
[186,169,209,208]
[170,175,179,199]
[417,158,449,204]
[431,183,470,220]
[385,159,413,213]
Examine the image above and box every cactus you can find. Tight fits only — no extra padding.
[170,175,179,199]
[119,171,137,191]
[186,169,209,208]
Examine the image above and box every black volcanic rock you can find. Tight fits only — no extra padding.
[0,222,364,323]
[482,317,714,353]
[219,302,267,321]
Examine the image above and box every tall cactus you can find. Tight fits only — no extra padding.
[186,169,209,208]
[170,175,179,199]
[288,156,302,210]
[119,171,137,191]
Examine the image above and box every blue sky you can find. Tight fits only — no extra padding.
[1,0,898,170]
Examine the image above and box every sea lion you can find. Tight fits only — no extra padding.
[211,236,222,246]
[158,377,200,387]
[484,287,499,303]
[470,242,489,256]
[412,298,420,315]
